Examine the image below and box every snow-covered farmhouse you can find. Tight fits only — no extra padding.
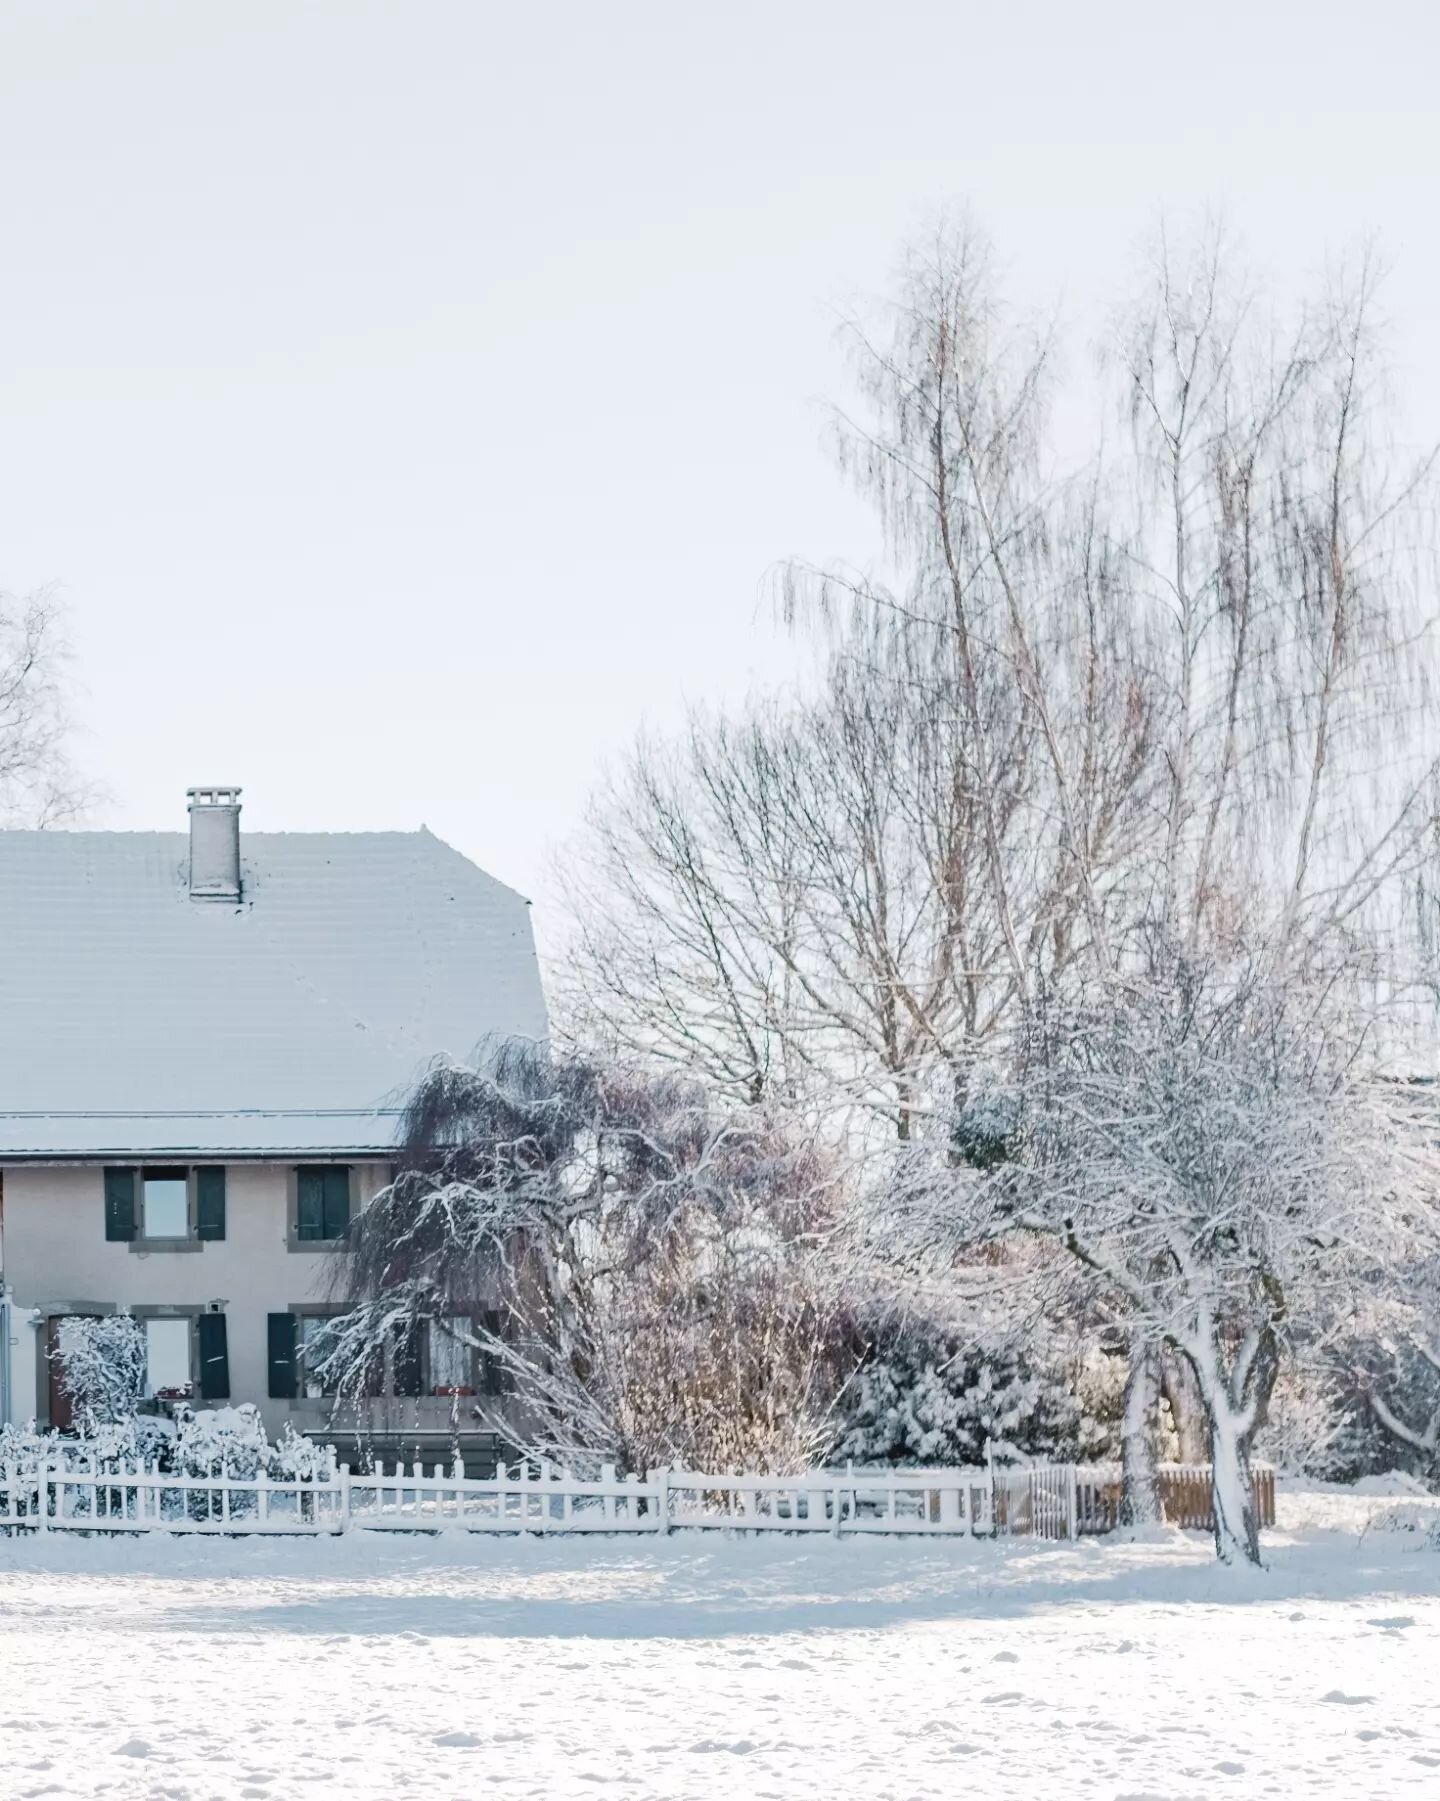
[0,788,547,1456]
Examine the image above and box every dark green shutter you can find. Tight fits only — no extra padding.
[104,1168,137,1241]
[197,1312,230,1399]
[480,1308,506,1395]
[323,1167,351,1239]
[392,1321,422,1397]
[196,1167,226,1240]
[296,1168,324,1240]
[267,1312,297,1398]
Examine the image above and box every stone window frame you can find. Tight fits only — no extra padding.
[127,1302,205,1400]
[126,1166,204,1253]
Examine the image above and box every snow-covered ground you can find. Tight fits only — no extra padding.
[2,1482,1439,1799]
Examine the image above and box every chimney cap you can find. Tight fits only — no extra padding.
[187,787,243,901]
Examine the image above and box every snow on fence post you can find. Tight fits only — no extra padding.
[656,1466,671,1534]
[806,1479,827,1531]
[601,1464,616,1526]
[939,1476,960,1531]
[1067,1464,1079,1541]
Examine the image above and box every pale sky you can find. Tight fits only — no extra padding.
[2,1,1436,959]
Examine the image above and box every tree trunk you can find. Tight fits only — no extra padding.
[1120,1340,1162,1526]
[1209,1406,1262,1567]
[1162,1352,1208,1464]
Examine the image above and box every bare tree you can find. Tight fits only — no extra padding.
[0,590,86,825]
[558,216,1440,1546]
[554,645,1045,1139]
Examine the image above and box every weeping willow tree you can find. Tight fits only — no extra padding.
[315,1041,851,1473]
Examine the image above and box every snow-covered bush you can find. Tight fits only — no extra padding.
[270,1421,332,1482]
[0,1410,333,1492]
[171,1404,270,1480]
[835,1322,1121,1467]
[49,1314,146,1430]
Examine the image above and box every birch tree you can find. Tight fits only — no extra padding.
[0,590,85,824]
[558,216,1440,1552]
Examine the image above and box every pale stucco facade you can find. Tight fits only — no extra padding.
[1,1161,380,1436]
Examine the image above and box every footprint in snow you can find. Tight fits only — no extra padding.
[433,1731,483,1748]
[116,1739,154,1759]
[1215,1761,1245,1775]
[1367,1615,1415,1631]
[992,1650,1019,1663]
[1321,1690,1374,1705]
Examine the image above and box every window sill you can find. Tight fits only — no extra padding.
[127,1238,204,1254]
[286,1237,349,1253]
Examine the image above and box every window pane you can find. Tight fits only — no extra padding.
[429,1319,472,1392]
[145,1317,191,1397]
[296,1169,325,1239]
[297,1315,336,1398]
[142,1175,188,1238]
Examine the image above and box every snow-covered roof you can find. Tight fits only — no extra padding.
[0,827,548,1159]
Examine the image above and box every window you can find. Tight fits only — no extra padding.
[294,1166,351,1243]
[428,1318,473,1395]
[103,1167,226,1245]
[270,1311,373,1401]
[143,1171,188,1238]
[145,1317,193,1400]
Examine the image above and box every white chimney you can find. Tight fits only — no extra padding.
[187,787,242,901]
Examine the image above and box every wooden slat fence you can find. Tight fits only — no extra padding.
[1068,1463,1276,1537]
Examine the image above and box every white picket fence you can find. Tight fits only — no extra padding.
[0,1448,1264,1541]
[0,1448,997,1539]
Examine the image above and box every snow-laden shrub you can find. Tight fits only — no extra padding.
[0,1420,45,1470]
[270,1421,332,1482]
[0,1414,175,1471]
[49,1315,146,1430]
[171,1404,270,1481]
[835,1325,1121,1467]
[0,1410,334,1495]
